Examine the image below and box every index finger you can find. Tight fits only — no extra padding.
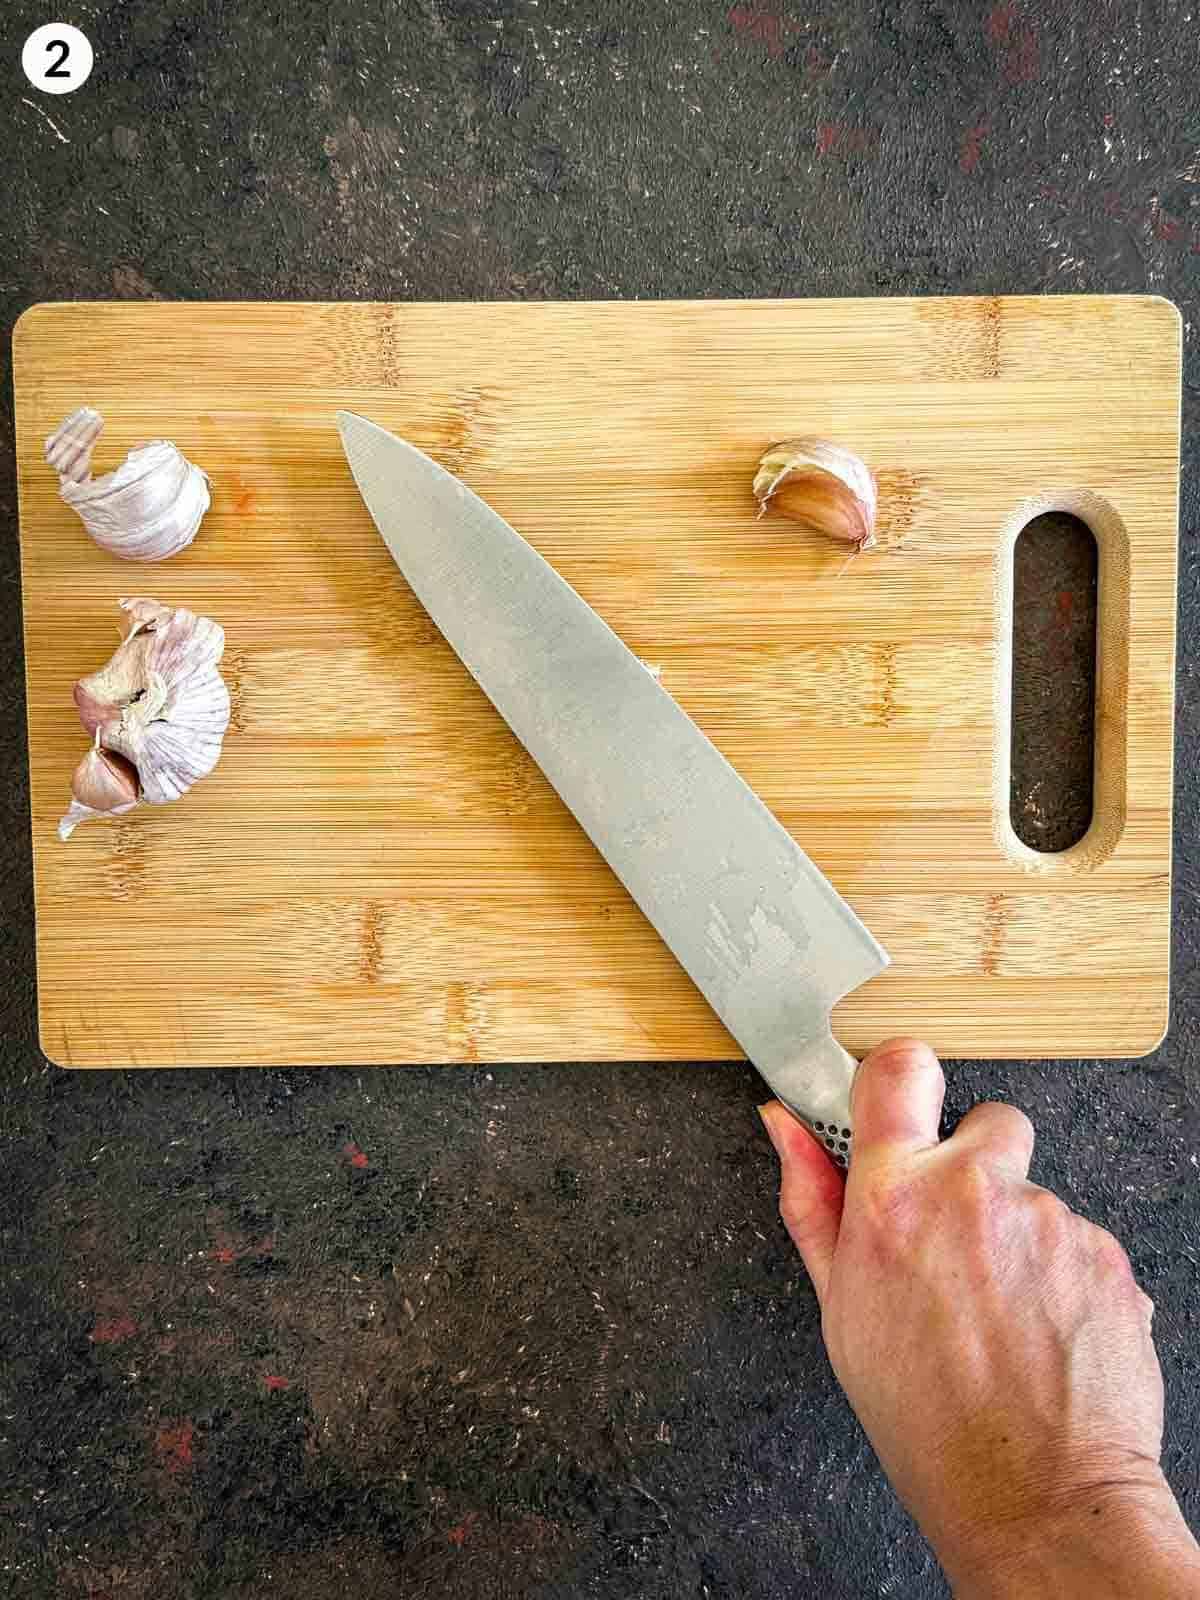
[851,1037,945,1161]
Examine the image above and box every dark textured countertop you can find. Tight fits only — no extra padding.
[2,4,1197,1596]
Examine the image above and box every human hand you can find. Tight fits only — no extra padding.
[760,1038,1200,1599]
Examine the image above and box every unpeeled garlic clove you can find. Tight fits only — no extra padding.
[45,405,104,484]
[61,598,230,839]
[58,737,140,840]
[45,407,210,562]
[753,439,878,550]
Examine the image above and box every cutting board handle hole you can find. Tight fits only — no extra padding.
[996,491,1129,872]
[1009,512,1098,852]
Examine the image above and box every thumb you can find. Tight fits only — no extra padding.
[759,1103,845,1304]
[850,1036,944,1163]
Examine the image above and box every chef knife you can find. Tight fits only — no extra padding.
[337,412,889,1163]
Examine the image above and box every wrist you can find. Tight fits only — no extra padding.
[941,1476,1200,1600]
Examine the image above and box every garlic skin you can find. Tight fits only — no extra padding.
[60,598,230,839]
[58,738,140,841]
[45,407,210,562]
[753,439,878,550]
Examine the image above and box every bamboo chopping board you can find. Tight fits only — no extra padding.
[13,297,1180,1068]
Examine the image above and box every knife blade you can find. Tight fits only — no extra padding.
[337,412,889,1161]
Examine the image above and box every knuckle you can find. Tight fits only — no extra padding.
[1092,1225,1137,1280]
[1004,1104,1035,1144]
[1027,1181,1065,1213]
[1026,1185,1073,1241]
[778,1179,828,1241]
[965,1101,1034,1146]
[947,1153,1008,1221]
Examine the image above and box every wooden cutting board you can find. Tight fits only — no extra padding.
[13,297,1179,1068]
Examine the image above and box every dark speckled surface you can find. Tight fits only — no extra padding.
[1,3,1198,1596]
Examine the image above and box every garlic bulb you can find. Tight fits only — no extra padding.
[45,407,210,561]
[753,439,878,551]
[59,598,230,838]
[58,737,140,841]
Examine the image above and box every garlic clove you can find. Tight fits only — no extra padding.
[72,598,230,811]
[45,406,104,485]
[130,710,229,805]
[753,439,878,550]
[58,739,140,840]
[73,625,156,735]
[45,408,210,562]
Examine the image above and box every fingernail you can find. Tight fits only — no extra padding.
[757,1102,783,1153]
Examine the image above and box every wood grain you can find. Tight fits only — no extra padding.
[12,296,1180,1067]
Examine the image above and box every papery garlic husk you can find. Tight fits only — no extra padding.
[58,735,140,841]
[72,597,230,811]
[45,407,210,561]
[753,439,878,550]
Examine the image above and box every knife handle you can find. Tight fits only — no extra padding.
[774,1030,857,1168]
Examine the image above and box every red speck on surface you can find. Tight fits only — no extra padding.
[986,2,1038,85]
[1003,28,1038,84]
[209,1231,275,1264]
[448,1512,479,1547]
[343,1141,370,1169]
[1056,591,1074,622]
[986,2,1015,43]
[727,6,801,60]
[154,1420,195,1474]
[233,486,257,515]
[1102,191,1196,250]
[264,1375,291,1391]
[510,1513,560,1548]
[960,122,989,174]
[91,1314,138,1345]
[816,123,876,158]
[1103,111,1116,128]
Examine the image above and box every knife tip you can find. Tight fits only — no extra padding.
[335,410,375,461]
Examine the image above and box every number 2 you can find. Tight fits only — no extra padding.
[44,38,71,79]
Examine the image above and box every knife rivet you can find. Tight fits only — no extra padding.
[813,1121,825,1131]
